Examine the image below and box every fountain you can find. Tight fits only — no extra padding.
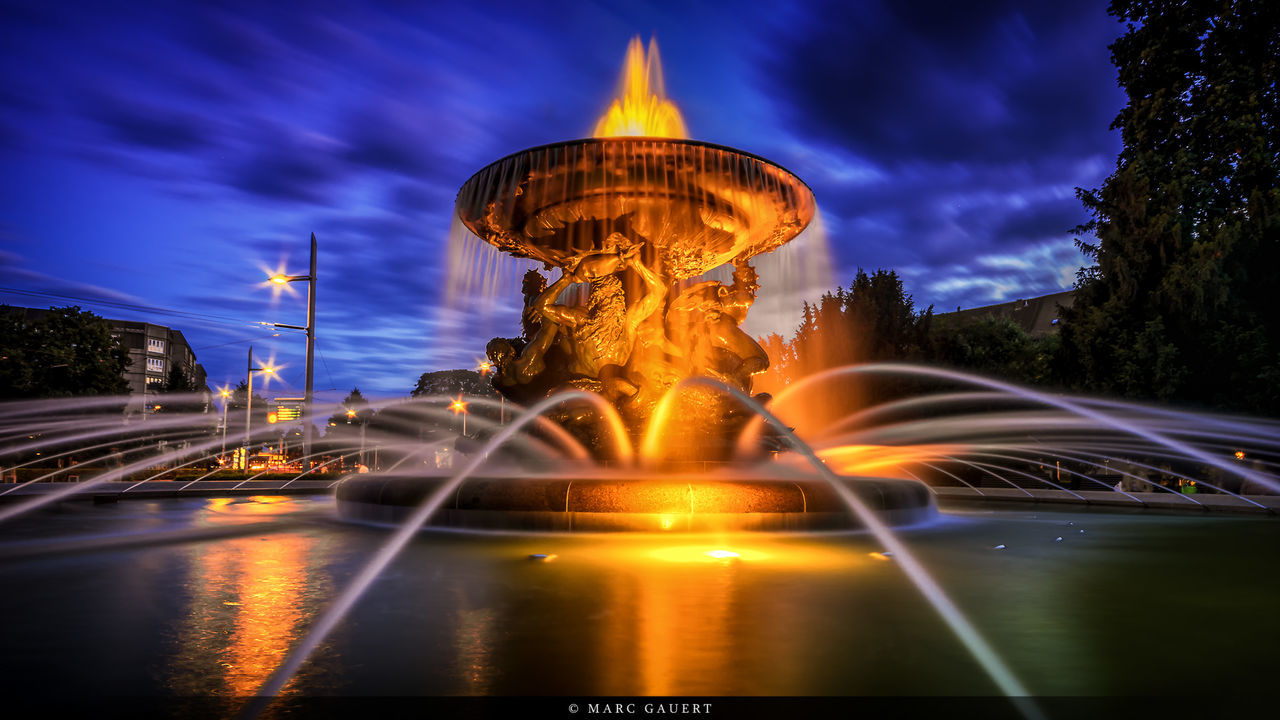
[337,35,934,532]
[1,36,1278,719]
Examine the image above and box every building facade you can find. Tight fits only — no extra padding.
[110,320,209,413]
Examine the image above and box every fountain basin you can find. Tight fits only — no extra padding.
[335,471,935,532]
[455,138,815,278]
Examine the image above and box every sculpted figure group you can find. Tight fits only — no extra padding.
[486,231,771,428]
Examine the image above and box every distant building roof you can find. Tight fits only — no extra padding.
[937,290,1075,336]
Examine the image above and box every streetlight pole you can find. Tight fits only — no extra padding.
[267,233,317,468]
[304,233,316,466]
[242,346,276,471]
[347,408,368,469]
[478,361,502,425]
[219,388,231,464]
[450,395,468,437]
[244,345,253,468]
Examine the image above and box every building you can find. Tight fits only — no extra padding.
[110,320,209,413]
[2,305,208,413]
[936,290,1074,336]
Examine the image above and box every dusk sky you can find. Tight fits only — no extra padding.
[0,0,1127,403]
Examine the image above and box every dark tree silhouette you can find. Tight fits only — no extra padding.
[1060,0,1280,414]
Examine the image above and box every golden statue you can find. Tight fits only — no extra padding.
[666,258,767,393]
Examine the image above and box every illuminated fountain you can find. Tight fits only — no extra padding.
[1,36,1278,718]
[459,37,811,450]
[336,36,931,531]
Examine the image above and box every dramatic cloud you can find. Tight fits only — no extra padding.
[0,0,1127,397]
[753,0,1124,316]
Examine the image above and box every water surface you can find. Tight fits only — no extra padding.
[0,496,1275,702]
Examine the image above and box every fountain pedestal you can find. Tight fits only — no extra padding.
[336,470,936,532]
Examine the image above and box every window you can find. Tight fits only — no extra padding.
[147,338,166,354]
[146,376,165,387]
[147,357,164,373]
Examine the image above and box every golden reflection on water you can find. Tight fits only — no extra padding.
[452,593,499,695]
[581,536,861,695]
[166,497,334,697]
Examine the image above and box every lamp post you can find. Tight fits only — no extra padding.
[242,345,276,471]
[267,233,317,467]
[219,387,232,465]
[450,395,468,437]
[478,361,501,424]
[346,408,368,469]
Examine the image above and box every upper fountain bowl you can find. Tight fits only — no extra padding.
[455,138,816,279]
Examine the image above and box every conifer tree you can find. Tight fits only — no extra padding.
[1061,0,1279,413]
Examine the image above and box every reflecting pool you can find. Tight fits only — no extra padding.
[0,495,1275,708]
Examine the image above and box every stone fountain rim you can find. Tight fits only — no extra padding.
[455,136,816,201]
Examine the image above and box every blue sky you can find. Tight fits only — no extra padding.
[0,0,1126,401]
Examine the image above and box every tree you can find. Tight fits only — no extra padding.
[786,269,931,379]
[925,315,1058,387]
[326,387,373,427]
[324,388,373,440]
[0,305,130,401]
[319,388,375,466]
[156,364,207,415]
[411,369,492,398]
[767,270,934,431]
[1060,0,1280,414]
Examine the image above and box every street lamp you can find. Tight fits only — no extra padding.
[345,407,369,468]
[243,345,277,470]
[218,387,232,465]
[477,360,501,424]
[450,395,468,436]
[263,233,317,467]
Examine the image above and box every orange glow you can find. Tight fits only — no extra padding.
[167,499,327,698]
[266,412,278,424]
[817,443,959,479]
[648,545,769,564]
[593,36,687,139]
[450,395,468,414]
[346,408,357,418]
[1235,450,1246,460]
[259,260,301,301]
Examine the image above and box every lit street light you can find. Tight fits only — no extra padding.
[345,407,369,468]
[218,387,232,464]
[450,395,468,436]
[262,233,318,467]
[477,361,502,424]
[242,345,277,470]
